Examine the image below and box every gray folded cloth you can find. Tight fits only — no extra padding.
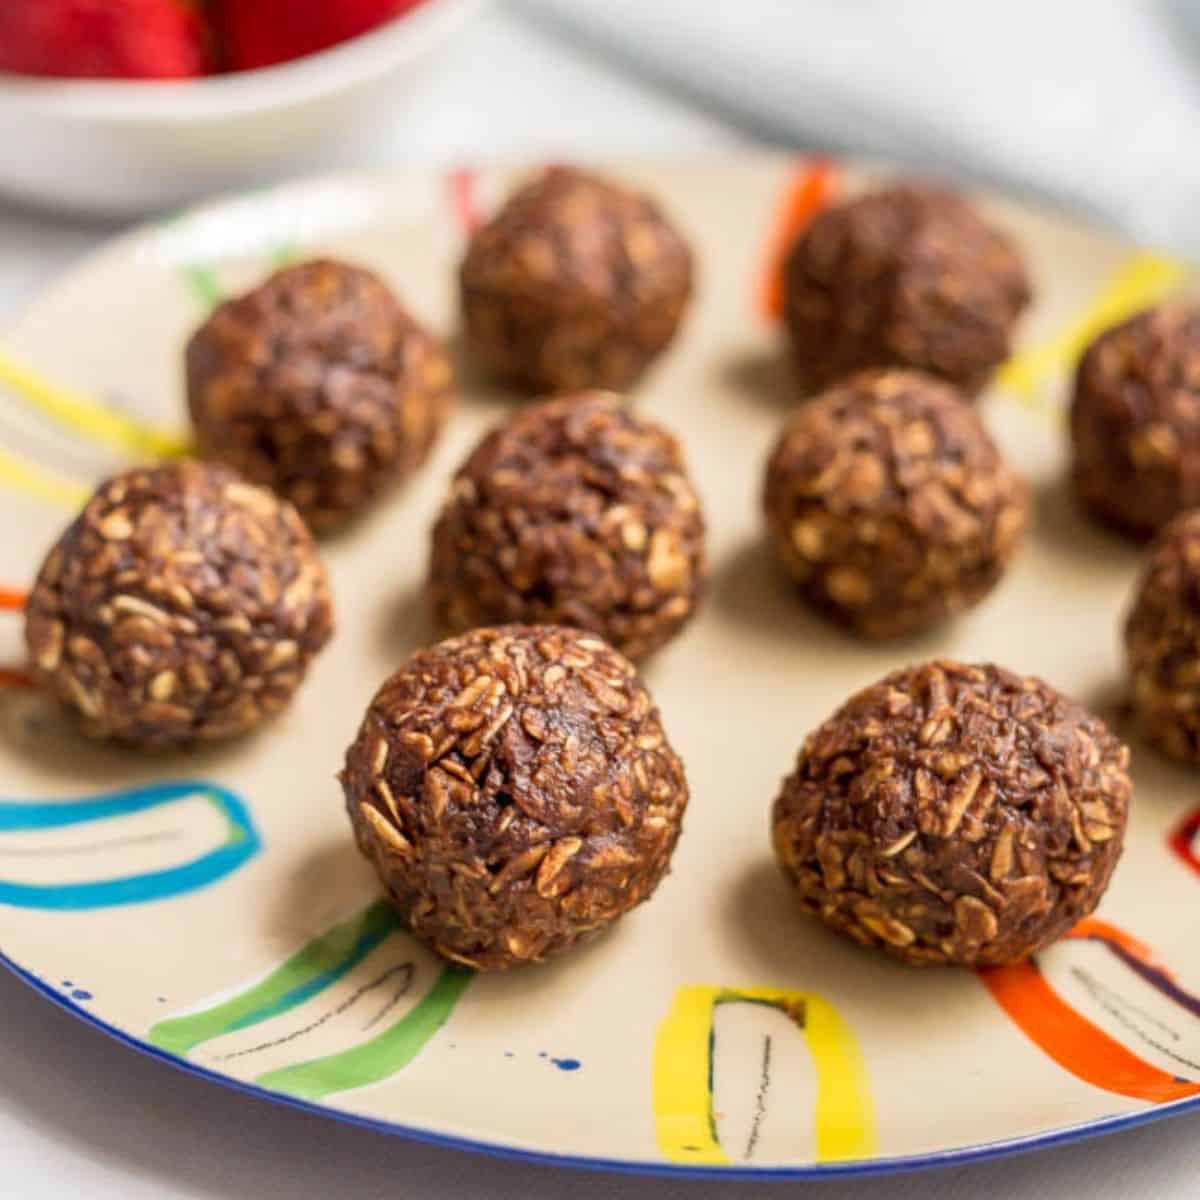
[517,0,1200,256]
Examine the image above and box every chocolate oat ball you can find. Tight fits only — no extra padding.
[762,369,1028,639]
[342,625,688,969]
[187,258,453,532]
[783,185,1031,395]
[459,166,694,392]
[1125,510,1200,762]
[24,461,333,747]
[430,392,706,661]
[1071,303,1200,539]
[772,660,1131,967]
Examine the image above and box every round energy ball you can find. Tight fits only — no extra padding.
[762,369,1028,639]
[771,660,1132,967]
[342,625,689,970]
[1071,303,1200,539]
[783,185,1031,395]
[24,461,334,747]
[459,166,694,392]
[430,392,706,661]
[187,258,453,532]
[1126,510,1200,762]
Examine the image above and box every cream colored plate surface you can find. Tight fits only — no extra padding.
[0,158,1197,1177]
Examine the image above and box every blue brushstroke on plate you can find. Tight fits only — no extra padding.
[0,781,260,910]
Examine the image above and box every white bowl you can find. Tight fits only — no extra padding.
[0,0,484,218]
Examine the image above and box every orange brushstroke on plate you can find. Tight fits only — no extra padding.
[980,918,1200,1103]
[1067,918,1156,963]
[757,160,839,323]
[0,588,26,612]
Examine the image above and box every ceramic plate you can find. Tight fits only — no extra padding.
[1,158,1198,1179]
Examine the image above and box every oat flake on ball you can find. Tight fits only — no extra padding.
[771,660,1131,967]
[763,368,1028,639]
[430,392,706,662]
[459,166,694,393]
[341,625,689,970]
[187,258,453,532]
[24,461,333,748]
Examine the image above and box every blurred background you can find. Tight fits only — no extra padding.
[5,0,1200,320]
[4,2,1200,229]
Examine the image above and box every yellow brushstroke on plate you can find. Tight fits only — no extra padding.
[652,984,876,1167]
[0,444,88,509]
[997,253,1188,406]
[654,985,726,1165]
[0,347,191,460]
[802,992,876,1162]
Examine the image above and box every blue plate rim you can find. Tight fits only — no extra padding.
[3,942,1198,1181]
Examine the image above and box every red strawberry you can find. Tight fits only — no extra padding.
[213,0,426,72]
[0,0,208,80]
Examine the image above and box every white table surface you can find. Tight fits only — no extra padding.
[1,5,1197,1196]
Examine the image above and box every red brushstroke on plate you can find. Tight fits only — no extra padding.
[0,588,31,686]
[448,168,483,235]
[1169,808,1200,877]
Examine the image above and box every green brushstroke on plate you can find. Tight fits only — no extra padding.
[182,264,224,308]
[148,900,399,1056]
[270,241,302,266]
[255,966,473,1101]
